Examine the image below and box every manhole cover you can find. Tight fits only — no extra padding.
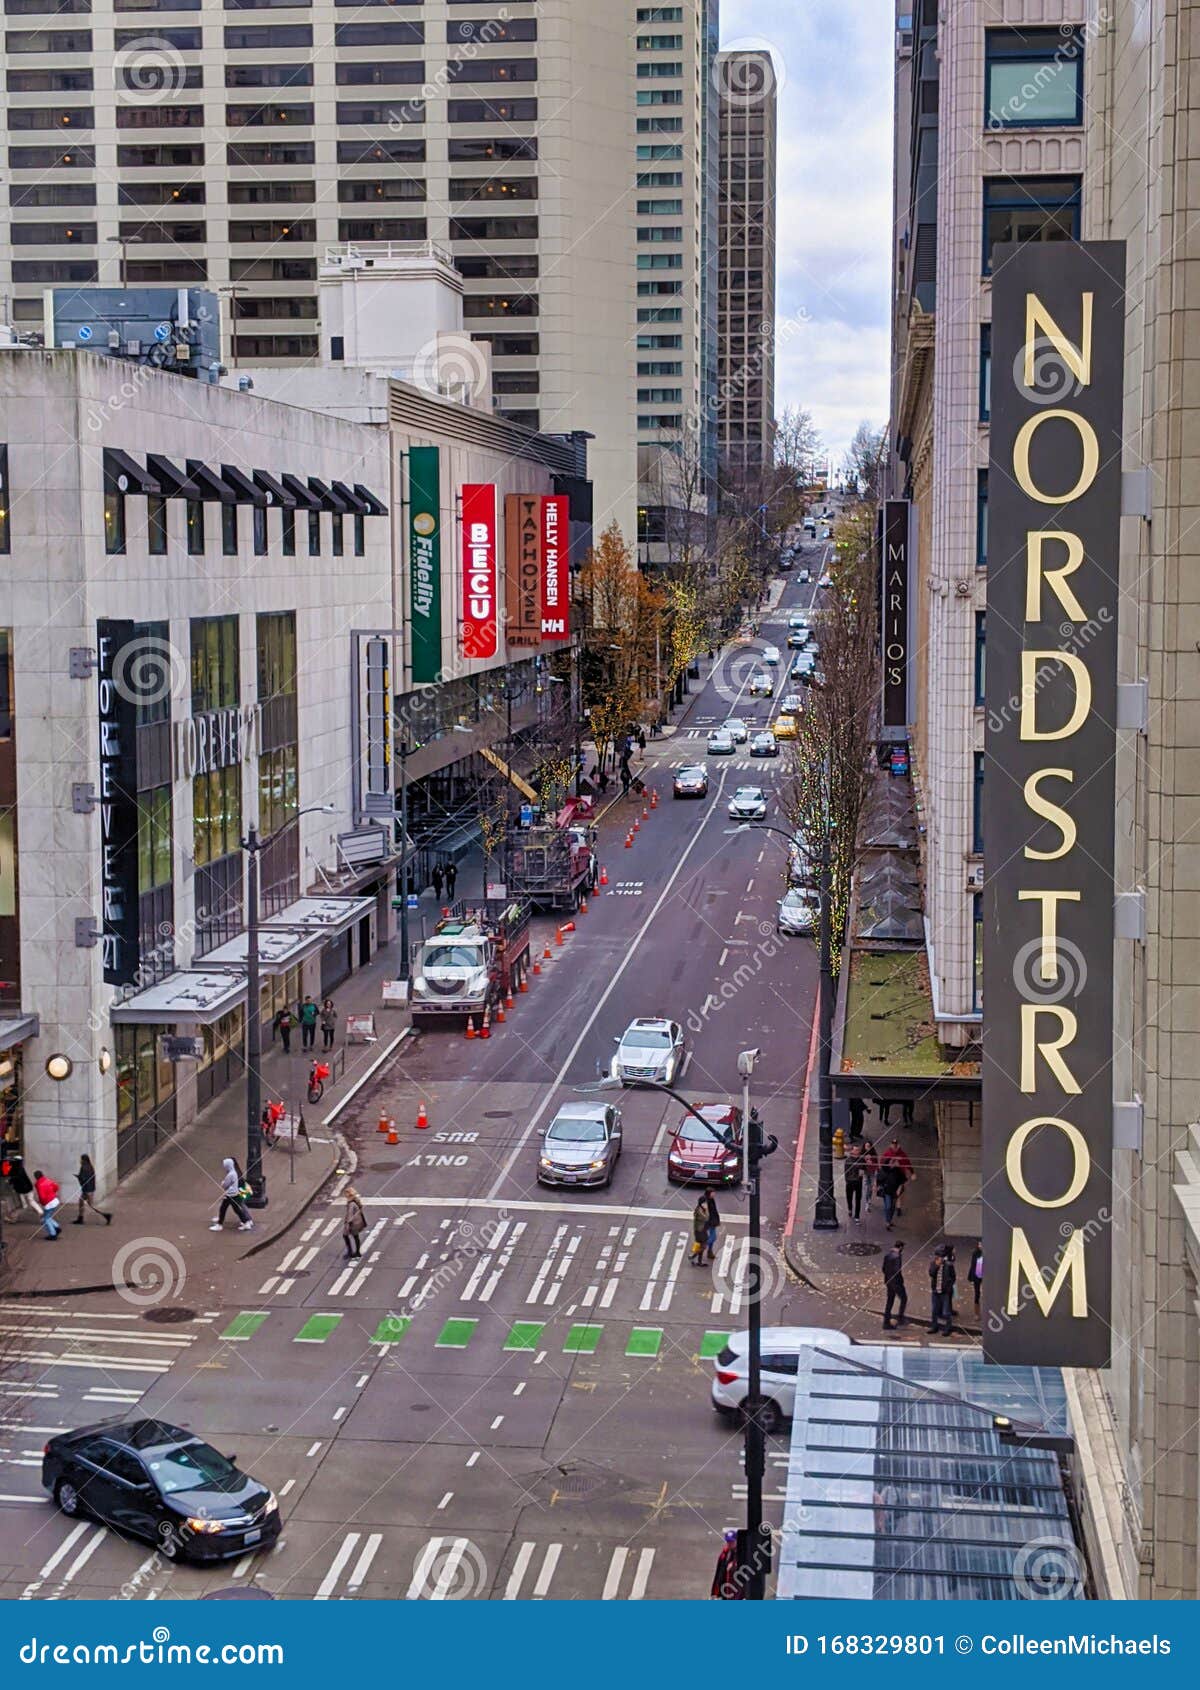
[142,1306,196,1324]
[369,1162,401,1173]
[409,1403,431,1413]
[836,1241,882,1258]
[555,1473,611,1499]
[483,1111,513,1119]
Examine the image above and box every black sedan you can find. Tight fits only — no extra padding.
[673,764,709,798]
[42,1419,280,1563]
[749,732,779,758]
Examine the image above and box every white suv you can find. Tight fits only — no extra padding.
[711,1327,853,1431]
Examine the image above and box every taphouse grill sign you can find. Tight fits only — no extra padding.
[983,241,1124,1369]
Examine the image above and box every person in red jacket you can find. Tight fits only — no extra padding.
[33,1169,62,1240]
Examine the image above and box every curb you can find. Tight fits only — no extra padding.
[239,1139,340,1260]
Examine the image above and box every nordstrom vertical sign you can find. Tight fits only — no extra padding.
[96,619,141,986]
[983,241,1125,1368]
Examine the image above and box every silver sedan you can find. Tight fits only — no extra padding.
[538,1103,623,1188]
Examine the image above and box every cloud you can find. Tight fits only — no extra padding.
[720,0,893,458]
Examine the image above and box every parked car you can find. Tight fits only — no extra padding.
[749,672,774,697]
[728,785,767,821]
[611,1017,685,1086]
[777,886,819,935]
[749,731,779,758]
[711,1327,854,1431]
[772,714,798,741]
[538,1102,622,1188]
[724,717,748,744]
[667,1102,742,1187]
[707,727,736,755]
[42,1419,281,1563]
[673,764,709,799]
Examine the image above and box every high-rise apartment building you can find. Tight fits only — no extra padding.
[889,0,1200,1598]
[0,0,638,534]
[714,47,776,475]
[634,0,719,557]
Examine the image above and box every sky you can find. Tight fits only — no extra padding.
[720,0,894,466]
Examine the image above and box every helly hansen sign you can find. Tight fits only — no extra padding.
[540,495,570,640]
[983,241,1125,1368]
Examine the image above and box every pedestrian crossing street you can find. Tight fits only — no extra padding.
[252,1207,757,1324]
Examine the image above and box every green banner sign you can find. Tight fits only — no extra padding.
[408,445,442,684]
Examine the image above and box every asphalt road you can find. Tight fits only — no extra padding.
[0,550,832,1603]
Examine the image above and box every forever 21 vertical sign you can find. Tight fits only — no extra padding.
[97,619,141,986]
[983,241,1125,1368]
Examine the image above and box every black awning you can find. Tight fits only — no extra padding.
[186,460,237,504]
[308,476,349,513]
[146,453,201,500]
[354,483,389,516]
[253,469,296,508]
[103,448,159,496]
[281,472,321,510]
[221,464,268,507]
[331,479,369,514]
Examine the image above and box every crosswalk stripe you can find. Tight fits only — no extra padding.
[346,1532,382,1592]
[629,1547,655,1599]
[315,1531,360,1600]
[602,1546,628,1599]
[532,1543,561,1598]
[503,1541,535,1600]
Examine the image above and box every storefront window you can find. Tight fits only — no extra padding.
[137,784,172,891]
[114,1024,178,1175]
[0,1048,24,1158]
[191,614,239,714]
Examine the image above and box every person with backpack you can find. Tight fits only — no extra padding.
[209,1158,253,1232]
[875,1155,903,1231]
[2,1150,35,1220]
[702,1187,720,1263]
[299,995,319,1051]
[274,1003,294,1053]
[73,1153,111,1225]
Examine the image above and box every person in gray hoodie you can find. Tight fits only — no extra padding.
[209,1157,253,1232]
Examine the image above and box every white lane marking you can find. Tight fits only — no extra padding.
[0,1421,67,1434]
[0,1307,139,1321]
[346,1266,372,1296]
[659,1234,688,1311]
[544,1233,580,1305]
[356,1374,369,1389]
[532,1543,562,1599]
[363,1196,748,1225]
[328,1267,353,1297]
[9,1353,169,1374]
[332,1407,347,1422]
[639,1229,672,1310]
[490,1415,504,1430]
[746,878,754,894]
[231,1555,253,1579]
[480,1220,526,1302]
[461,1220,510,1300]
[305,1442,323,1458]
[728,1238,748,1317]
[38,1522,89,1579]
[279,1479,296,1497]
[466,1451,480,1468]
[300,1218,322,1243]
[486,779,731,1199]
[0,1326,190,1349]
[277,1247,301,1274]
[275,1279,294,1297]
[513,1381,526,1397]
[315,1531,360,1600]
[321,1217,340,1238]
[602,1546,628,1600]
[437,1492,453,1510]
[504,1541,535,1599]
[347,1532,382,1592]
[257,1278,279,1297]
[295,1247,319,1272]
[630,1547,655,1599]
[59,1524,106,1586]
[719,948,728,967]
[711,1235,735,1315]
[430,1538,473,1600]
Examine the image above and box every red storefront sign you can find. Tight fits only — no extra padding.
[461,482,498,660]
[540,495,570,641]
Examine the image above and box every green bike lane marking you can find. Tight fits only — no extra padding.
[436,1317,479,1348]
[699,1331,730,1359]
[294,1313,343,1344]
[272,1310,726,1356]
[504,1322,544,1351]
[563,1324,603,1355]
[220,1312,270,1342]
[626,1327,663,1357]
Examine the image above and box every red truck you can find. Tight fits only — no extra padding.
[506,803,598,913]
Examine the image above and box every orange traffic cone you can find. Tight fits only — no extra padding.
[505,988,514,1008]
[555,925,564,946]
[386,1120,399,1145]
[415,1102,429,1130]
[480,1008,491,1040]
[532,958,541,976]
[579,896,588,914]
[496,1003,506,1023]
[625,833,633,849]
[564,920,576,934]
[650,789,658,810]
[378,1110,389,1135]
[519,975,529,992]
[633,817,640,833]
[465,1015,476,1039]
[600,866,608,885]
[543,941,552,959]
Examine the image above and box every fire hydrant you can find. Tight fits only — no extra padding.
[833,1126,845,1161]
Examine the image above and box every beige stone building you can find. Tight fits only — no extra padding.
[890,0,1200,1599]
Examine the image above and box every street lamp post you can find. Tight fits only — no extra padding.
[243,804,334,1206]
[812,834,839,1230]
[396,740,414,979]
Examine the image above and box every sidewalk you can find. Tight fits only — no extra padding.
[782,1039,982,1344]
[0,935,415,1300]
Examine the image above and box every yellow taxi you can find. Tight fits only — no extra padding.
[772,712,799,741]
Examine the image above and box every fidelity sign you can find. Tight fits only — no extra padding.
[983,241,1124,1368]
[408,446,442,685]
[540,495,569,641]
[461,482,498,660]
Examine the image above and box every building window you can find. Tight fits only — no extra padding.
[222,500,238,556]
[974,611,986,705]
[186,498,205,555]
[281,505,296,556]
[972,892,984,1013]
[190,614,238,715]
[985,27,1083,129]
[972,752,984,855]
[257,611,299,912]
[104,488,126,555]
[308,509,320,555]
[354,512,365,557]
[147,491,168,556]
[979,322,991,421]
[137,783,173,895]
[976,470,988,568]
[0,447,8,555]
[330,512,344,557]
[253,502,268,556]
[982,175,1080,275]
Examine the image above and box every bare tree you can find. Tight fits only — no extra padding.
[842,421,887,505]
[779,503,880,970]
[576,521,665,767]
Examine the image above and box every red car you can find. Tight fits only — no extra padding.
[667,1103,743,1186]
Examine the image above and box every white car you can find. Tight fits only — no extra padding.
[711,1326,853,1431]
[611,1017,685,1086]
[791,652,815,678]
[748,672,774,697]
[777,886,819,935]
[707,727,735,755]
[798,568,811,584]
[788,615,809,630]
[728,786,767,821]
[782,693,803,714]
[723,717,748,744]
[818,572,833,588]
[761,645,780,666]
